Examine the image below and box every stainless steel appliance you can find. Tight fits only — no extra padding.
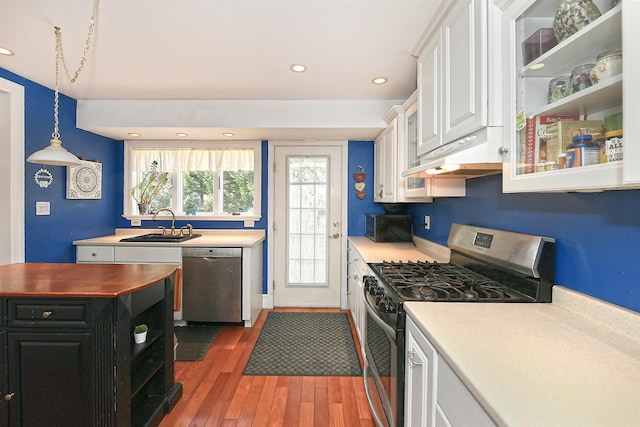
[365,214,413,242]
[363,223,555,427]
[182,247,242,323]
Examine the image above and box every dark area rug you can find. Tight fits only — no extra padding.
[174,324,223,361]
[243,312,363,376]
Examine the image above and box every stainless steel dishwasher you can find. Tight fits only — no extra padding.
[182,247,242,323]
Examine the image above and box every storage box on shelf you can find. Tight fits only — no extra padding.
[498,0,637,192]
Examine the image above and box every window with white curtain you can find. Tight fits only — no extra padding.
[124,140,261,220]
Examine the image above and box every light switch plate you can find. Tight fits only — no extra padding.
[244,220,255,228]
[131,218,142,226]
[36,201,50,216]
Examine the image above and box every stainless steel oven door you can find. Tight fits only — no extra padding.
[363,292,398,427]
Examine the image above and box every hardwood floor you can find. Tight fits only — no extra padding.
[160,308,376,426]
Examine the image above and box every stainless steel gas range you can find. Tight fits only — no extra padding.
[362,223,555,427]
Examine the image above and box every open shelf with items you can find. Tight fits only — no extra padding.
[498,0,637,192]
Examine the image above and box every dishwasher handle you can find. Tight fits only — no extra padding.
[182,247,241,258]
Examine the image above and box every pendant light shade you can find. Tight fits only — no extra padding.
[27,1,99,168]
[26,137,82,166]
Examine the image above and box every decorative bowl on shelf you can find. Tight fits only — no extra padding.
[553,0,602,42]
[590,49,622,84]
[568,63,595,94]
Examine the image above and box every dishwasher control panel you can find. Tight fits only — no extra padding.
[182,247,241,258]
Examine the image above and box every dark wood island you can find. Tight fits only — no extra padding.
[0,263,182,427]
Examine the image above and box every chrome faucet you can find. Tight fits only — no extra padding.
[152,208,176,235]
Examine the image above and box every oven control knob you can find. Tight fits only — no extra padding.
[385,301,397,313]
[376,296,395,313]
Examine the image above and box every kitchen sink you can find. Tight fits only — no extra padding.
[119,233,202,243]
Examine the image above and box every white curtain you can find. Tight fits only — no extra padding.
[132,148,254,172]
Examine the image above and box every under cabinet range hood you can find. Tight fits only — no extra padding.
[403,127,507,179]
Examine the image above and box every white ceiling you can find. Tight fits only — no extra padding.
[0,0,442,140]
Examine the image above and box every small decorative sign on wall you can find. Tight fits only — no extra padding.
[353,165,366,200]
[66,160,102,199]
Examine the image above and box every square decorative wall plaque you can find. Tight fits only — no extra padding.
[66,160,102,199]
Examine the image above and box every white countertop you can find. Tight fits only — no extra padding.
[348,236,450,263]
[73,228,265,247]
[405,286,640,427]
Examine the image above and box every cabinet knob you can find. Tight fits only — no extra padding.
[91,252,97,257]
[498,146,509,155]
[42,310,53,319]
[4,393,14,401]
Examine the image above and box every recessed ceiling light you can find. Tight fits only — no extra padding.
[222,132,234,137]
[128,132,141,137]
[0,47,14,56]
[176,132,188,137]
[372,77,388,85]
[291,64,307,73]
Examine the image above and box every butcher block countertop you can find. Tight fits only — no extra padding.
[0,263,177,297]
[73,228,265,247]
[405,287,640,427]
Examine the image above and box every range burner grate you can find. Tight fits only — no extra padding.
[372,260,527,302]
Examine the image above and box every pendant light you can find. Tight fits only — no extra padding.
[27,0,99,167]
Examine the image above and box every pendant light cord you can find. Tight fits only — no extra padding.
[52,0,99,140]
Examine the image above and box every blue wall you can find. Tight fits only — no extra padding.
[1,68,122,263]
[405,174,640,313]
[347,141,384,235]
[6,66,638,313]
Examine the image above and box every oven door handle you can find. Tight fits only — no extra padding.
[363,360,388,427]
[363,293,397,343]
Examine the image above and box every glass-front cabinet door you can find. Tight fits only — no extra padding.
[498,0,638,192]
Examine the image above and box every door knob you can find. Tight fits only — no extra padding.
[328,233,340,239]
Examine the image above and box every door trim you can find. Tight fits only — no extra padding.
[266,140,348,309]
[0,77,25,264]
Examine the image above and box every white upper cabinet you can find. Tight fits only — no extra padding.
[418,36,441,156]
[498,0,638,192]
[442,0,486,142]
[416,0,503,158]
[374,107,402,203]
[376,94,466,202]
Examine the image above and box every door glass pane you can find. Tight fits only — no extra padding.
[287,156,329,286]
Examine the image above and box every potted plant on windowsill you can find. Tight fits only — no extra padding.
[134,324,148,344]
[131,160,169,215]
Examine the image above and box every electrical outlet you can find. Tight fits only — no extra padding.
[424,215,430,230]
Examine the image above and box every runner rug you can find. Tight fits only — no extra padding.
[174,324,223,361]
[243,312,363,376]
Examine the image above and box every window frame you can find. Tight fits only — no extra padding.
[123,140,262,221]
